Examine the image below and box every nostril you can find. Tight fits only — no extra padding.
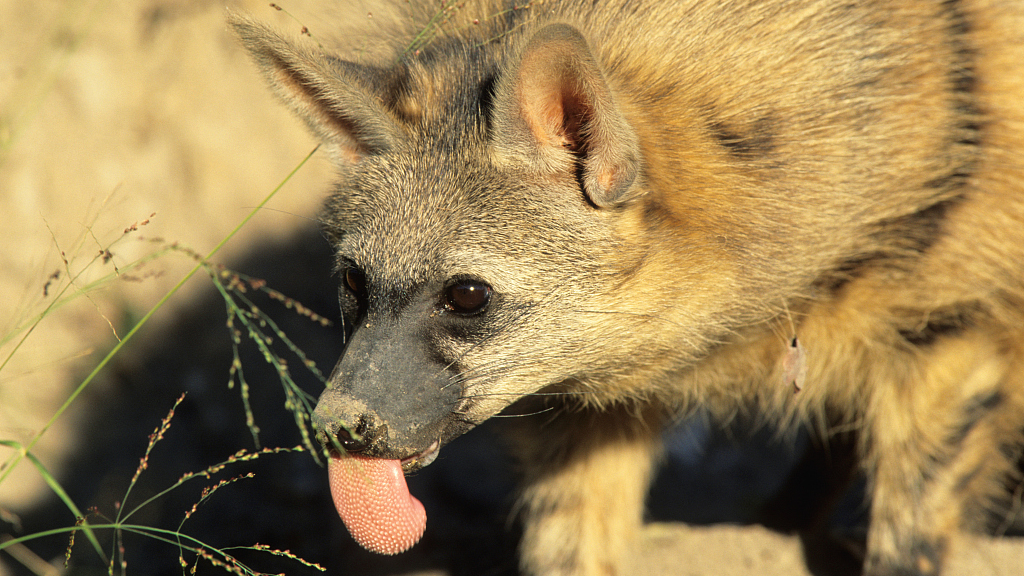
[336,426,366,452]
[335,417,369,452]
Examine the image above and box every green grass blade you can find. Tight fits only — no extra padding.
[0,144,319,489]
[0,440,106,562]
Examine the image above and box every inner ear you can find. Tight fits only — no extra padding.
[499,24,641,207]
[518,59,589,151]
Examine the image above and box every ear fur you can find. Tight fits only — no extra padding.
[229,13,402,164]
[493,23,641,207]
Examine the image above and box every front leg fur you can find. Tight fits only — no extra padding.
[508,404,663,576]
[862,333,1024,576]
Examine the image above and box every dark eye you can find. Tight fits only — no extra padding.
[444,281,492,314]
[344,268,365,294]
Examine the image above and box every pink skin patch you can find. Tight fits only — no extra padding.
[328,454,427,555]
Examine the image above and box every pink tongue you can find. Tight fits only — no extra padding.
[327,455,427,555]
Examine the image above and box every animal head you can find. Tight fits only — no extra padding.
[231,15,700,463]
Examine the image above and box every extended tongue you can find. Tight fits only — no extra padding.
[327,454,427,555]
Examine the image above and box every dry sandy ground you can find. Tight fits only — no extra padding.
[394,524,1024,576]
[0,1,1021,575]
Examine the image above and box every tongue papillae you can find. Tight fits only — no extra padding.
[328,454,427,555]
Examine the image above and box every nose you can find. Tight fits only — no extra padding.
[311,312,465,461]
[313,408,386,456]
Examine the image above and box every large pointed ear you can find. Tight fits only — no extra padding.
[492,24,641,207]
[229,13,402,164]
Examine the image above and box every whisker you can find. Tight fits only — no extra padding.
[460,390,595,399]
[491,406,556,418]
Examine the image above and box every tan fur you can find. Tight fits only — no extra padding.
[231,1,1024,574]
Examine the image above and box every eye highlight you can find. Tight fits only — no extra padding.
[444,281,492,315]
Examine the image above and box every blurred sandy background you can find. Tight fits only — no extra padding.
[0,0,331,509]
[0,1,1020,574]
[1,0,332,571]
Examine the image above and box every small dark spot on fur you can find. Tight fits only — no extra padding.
[883,198,963,254]
[897,304,975,347]
[957,121,982,147]
[708,116,776,159]
[923,170,970,192]
[812,252,888,295]
[969,391,1004,413]
[641,199,673,229]
[953,463,985,493]
[998,440,1021,462]
[946,391,1003,450]
[644,81,678,103]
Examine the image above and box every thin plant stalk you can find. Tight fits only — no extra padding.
[0,144,319,489]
